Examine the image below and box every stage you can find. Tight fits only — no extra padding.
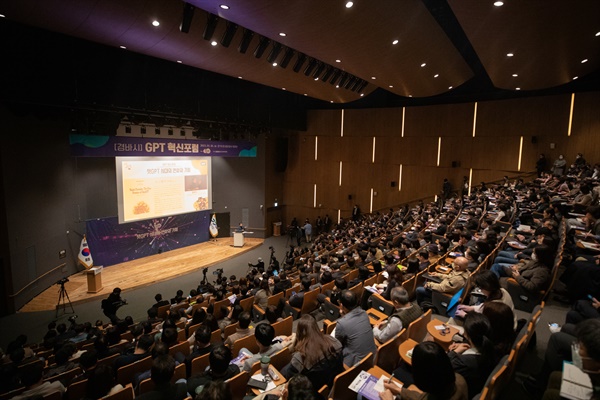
[19,237,263,312]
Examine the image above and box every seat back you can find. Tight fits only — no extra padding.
[169,341,190,357]
[272,316,293,337]
[322,298,341,320]
[190,353,211,377]
[210,329,223,345]
[407,309,432,342]
[223,322,240,340]
[401,275,416,299]
[329,352,374,400]
[212,298,231,320]
[66,377,88,400]
[479,355,511,400]
[363,274,378,288]
[270,347,292,371]
[139,364,186,394]
[374,330,405,373]
[187,323,201,339]
[156,304,171,320]
[267,292,284,307]
[42,366,82,384]
[225,371,250,400]
[348,282,364,299]
[104,384,134,400]
[346,269,359,282]
[239,296,254,313]
[116,355,153,386]
[320,280,336,294]
[285,285,300,300]
[370,293,395,315]
[299,288,320,315]
[231,334,259,357]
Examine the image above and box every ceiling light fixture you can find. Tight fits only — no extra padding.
[313,62,325,79]
[512,74,518,77]
[293,53,307,73]
[0,14,5,18]
[596,32,600,37]
[346,2,354,8]
[304,94,307,96]
[516,87,521,90]
[180,3,195,33]
[119,45,127,49]
[507,53,514,57]
[282,88,286,90]
[494,1,504,6]
[360,93,364,97]
[266,42,283,63]
[434,74,439,78]
[220,21,238,47]
[238,76,242,79]
[448,86,453,89]
[220,4,229,10]
[389,85,393,88]
[371,76,376,80]
[177,60,182,63]
[335,59,341,63]
[272,63,278,67]
[421,63,426,67]
[581,59,588,63]
[254,35,271,58]
[203,13,219,40]
[211,40,218,46]
[573,76,579,80]
[238,29,254,53]
[152,20,160,27]
[279,32,286,37]
[279,47,294,69]
[392,39,399,45]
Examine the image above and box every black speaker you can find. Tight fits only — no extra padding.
[451,161,459,168]
[275,137,288,172]
[531,136,537,144]
[391,181,396,187]
[348,194,352,200]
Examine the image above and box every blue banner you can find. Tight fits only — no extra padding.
[70,134,257,157]
[86,212,211,267]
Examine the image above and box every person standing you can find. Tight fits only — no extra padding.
[303,219,313,243]
[552,155,567,176]
[101,287,126,324]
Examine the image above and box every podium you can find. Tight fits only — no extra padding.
[86,266,103,293]
[273,222,282,236]
[233,232,245,247]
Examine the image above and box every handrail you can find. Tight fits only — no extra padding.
[9,263,67,297]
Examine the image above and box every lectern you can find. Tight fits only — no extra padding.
[86,266,103,293]
[233,232,245,247]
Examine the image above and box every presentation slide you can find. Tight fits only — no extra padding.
[116,157,212,223]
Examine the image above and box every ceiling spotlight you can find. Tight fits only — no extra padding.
[177,60,182,63]
[119,45,127,49]
[221,21,238,47]
[203,13,219,41]
[335,59,341,63]
[238,76,242,79]
[304,94,307,96]
[493,1,504,6]
[238,29,254,54]
[267,42,283,63]
[254,35,271,58]
[360,93,364,97]
[279,32,286,37]
[211,40,218,46]
[421,63,426,67]
[392,39,399,45]
[273,62,278,67]
[312,62,325,79]
[448,86,453,89]
[434,74,439,78]
[152,20,160,27]
[180,3,195,33]
[581,59,588,63]
[371,76,376,80]
[304,58,317,76]
[389,85,393,88]
[596,32,600,37]
[346,2,354,8]
[516,87,521,90]
[512,74,518,77]
[573,76,579,80]
[279,47,294,68]
[282,88,286,90]
[220,4,230,9]
[293,53,307,72]
[506,53,514,57]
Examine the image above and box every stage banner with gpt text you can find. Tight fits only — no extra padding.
[86,211,211,267]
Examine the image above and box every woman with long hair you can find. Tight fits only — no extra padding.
[254,279,271,311]
[280,315,343,389]
[481,301,516,361]
[381,341,468,400]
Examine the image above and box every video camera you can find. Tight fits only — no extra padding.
[213,268,224,276]
[56,277,69,285]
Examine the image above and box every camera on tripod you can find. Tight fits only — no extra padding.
[56,277,69,285]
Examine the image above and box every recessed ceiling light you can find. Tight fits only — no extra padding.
[211,41,218,46]
[282,88,286,90]
[507,53,514,57]
[304,94,307,96]
[392,39,399,45]
[573,76,579,80]
[421,63,426,67]
[596,32,600,37]
[434,74,439,78]
[177,60,182,64]
[494,1,504,6]
[119,45,127,49]
[389,85,393,88]
[238,76,242,79]
[512,74,518,77]
[335,59,341,63]
[581,59,588,63]
[220,4,230,9]
[371,76,376,80]
[408,95,413,97]
[272,62,278,66]
[0,14,5,18]
[360,93,364,97]
[346,2,353,8]
[330,100,334,103]
[516,87,521,90]
[152,20,160,27]
[448,86,453,89]
[279,32,286,37]
[314,77,319,81]
[336,85,340,88]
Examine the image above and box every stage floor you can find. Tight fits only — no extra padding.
[20,237,263,312]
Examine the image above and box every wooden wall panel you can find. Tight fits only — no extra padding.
[316,135,342,161]
[476,94,571,137]
[339,136,376,163]
[401,136,439,166]
[306,109,341,136]
[439,137,473,170]
[344,108,403,137]
[404,103,474,137]
[377,136,404,163]
[471,136,521,171]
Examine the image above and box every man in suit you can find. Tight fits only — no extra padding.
[288,277,312,309]
[185,325,213,377]
[335,290,377,367]
[152,293,170,309]
[273,272,292,295]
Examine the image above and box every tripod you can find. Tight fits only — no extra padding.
[56,282,74,318]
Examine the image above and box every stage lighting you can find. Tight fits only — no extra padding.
[329,68,342,85]
[338,73,349,88]
[293,53,307,72]
[304,58,317,76]
[203,13,219,41]
[312,62,325,80]
[321,66,333,82]
[220,21,238,47]
[254,36,270,58]
[266,42,283,64]
[180,2,195,33]
[279,47,294,69]
[238,29,254,53]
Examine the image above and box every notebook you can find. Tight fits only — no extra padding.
[446,288,464,319]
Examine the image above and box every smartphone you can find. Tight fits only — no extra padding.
[588,294,594,300]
